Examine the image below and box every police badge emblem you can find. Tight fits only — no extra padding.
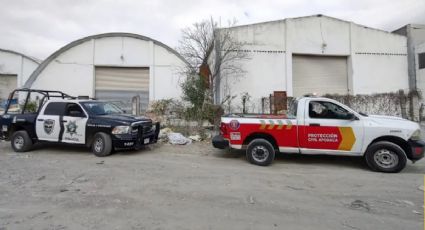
[66,121,78,136]
[44,119,55,135]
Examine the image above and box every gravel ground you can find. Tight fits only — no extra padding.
[0,140,424,230]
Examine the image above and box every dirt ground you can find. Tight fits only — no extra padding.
[0,139,424,230]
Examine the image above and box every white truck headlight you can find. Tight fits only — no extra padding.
[411,129,421,140]
[112,126,131,134]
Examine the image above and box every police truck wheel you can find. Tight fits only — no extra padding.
[11,130,33,152]
[246,139,275,166]
[92,132,112,157]
[364,141,407,173]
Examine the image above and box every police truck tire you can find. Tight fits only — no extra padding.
[364,141,407,173]
[246,139,275,166]
[11,130,33,152]
[92,132,112,157]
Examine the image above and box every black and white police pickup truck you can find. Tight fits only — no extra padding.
[0,89,160,157]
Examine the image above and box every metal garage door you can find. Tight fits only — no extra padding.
[292,55,348,97]
[0,74,17,100]
[95,67,149,113]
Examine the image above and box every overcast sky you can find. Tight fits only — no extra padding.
[1,0,424,60]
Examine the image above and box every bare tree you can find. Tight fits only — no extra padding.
[178,20,214,74]
[177,18,249,105]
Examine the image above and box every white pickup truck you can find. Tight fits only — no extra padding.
[212,96,424,173]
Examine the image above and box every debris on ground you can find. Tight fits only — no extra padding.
[37,176,46,181]
[167,132,192,145]
[417,185,424,191]
[59,188,69,192]
[188,135,202,142]
[248,195,255,204]
[348,200,370,212]
[67,174,87,185]
[412,210,422,215]
[159,128,173,140]
[286,185,304,191]
[341,221,361,230]
[399,200,414,206]
[96,161,104,165]
[75,177,89,183]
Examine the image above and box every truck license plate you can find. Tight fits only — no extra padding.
[230,132,241,140]
[144,138,150,144]
[2,125,7,132]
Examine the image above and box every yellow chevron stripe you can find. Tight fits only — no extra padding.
[268,120,275,129]
[286,120,293,130]
[259,120,267,129]
[277,120,284,130]
[338,127,356,151]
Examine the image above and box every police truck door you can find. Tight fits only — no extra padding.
[61,103,88,144]
[35,102,64,142]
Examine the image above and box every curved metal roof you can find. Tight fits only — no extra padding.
[24,32,188,88]
[0,48,41,64]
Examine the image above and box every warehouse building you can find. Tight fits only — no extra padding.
[0,49,40,101]
[24,33,188,112]
[208,15,409,112]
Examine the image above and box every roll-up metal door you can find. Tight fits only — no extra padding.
[292,55,348,97]
[0,74,17,100]
[95,67,149,113]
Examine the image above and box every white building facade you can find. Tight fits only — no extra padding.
[0,49,39,100]
[393,24,425,100]
[417,43,425,97]
[24,33,188,112]
[209,15,409,112]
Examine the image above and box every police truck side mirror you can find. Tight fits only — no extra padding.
[346,112,358,121]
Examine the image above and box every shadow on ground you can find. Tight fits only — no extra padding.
[212,148,424,173]
[28,142,154,157]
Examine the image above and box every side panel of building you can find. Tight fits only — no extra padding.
[0,52,21,74]
[152,45,186,100]
[30,36,186,106]
[211,16,410,113]
[219,52,287,112]
[217,21,286,112]
[94,37,152,66]
[289,17,350,55]
[416,43,425,98]
[351,25,408,94]
[31,40,94,97]
[287,17,350,97]
[0,51,39,99]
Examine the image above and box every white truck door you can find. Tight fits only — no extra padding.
[35,102,66,142]
[61,103,88,144]
[299,99,364,155]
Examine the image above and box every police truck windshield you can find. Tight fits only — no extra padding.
[81,101,124,115]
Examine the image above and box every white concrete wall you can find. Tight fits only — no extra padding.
[410,24,425,46]
[416,43,425,98]
[289,17,350,55]
[213,16,408,113]
[351,26,408,94]
[217,21,286,112]
[30,36,186,100]
[0,50,39,88]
